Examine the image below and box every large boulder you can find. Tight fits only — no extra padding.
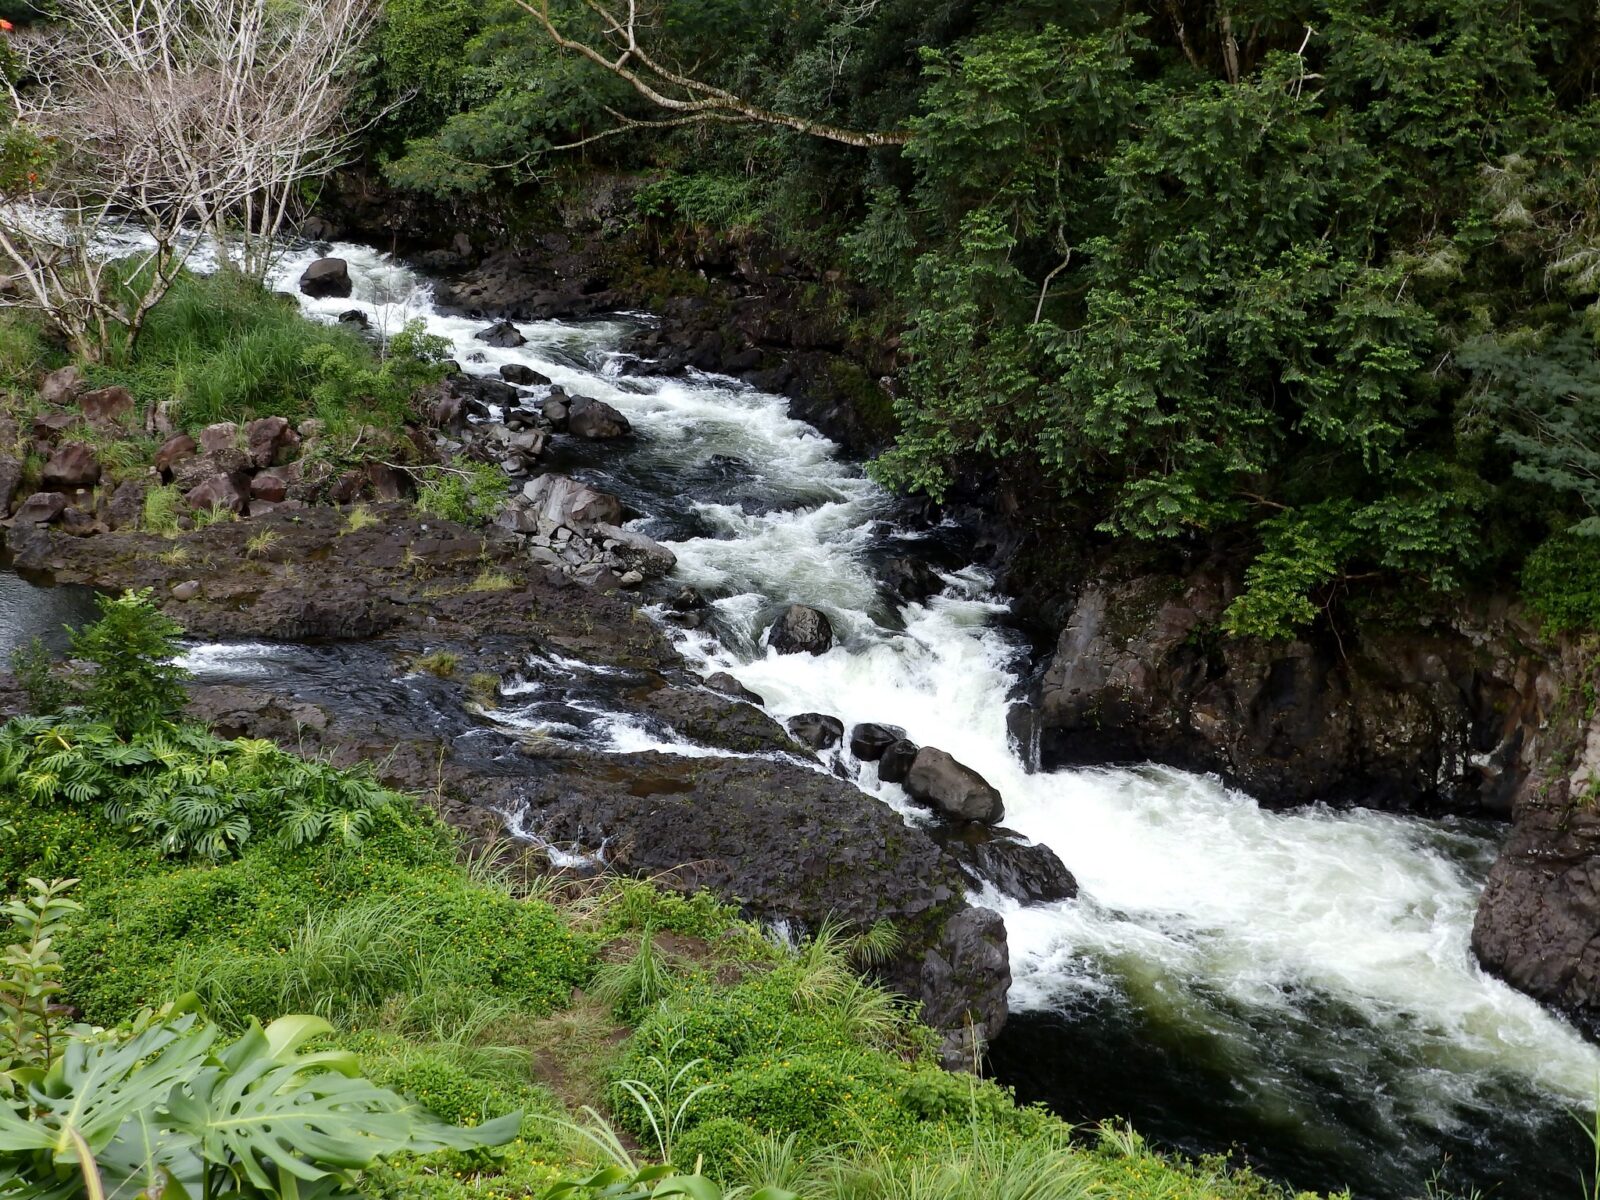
[79,385,133,425]
[185,473,245,515]
[850,722,906,761]
[703,672,763,706]
[933,824,1078,905]
[38,365,82,405]
[299,257,352,299]
[154,433,197,478]
[566,394,631,440]
[593,523,675,579]
[768,604,833,655]
[474,320,526,348]
[787,713,844,750]
[245,416,299,468]
[9,491,66,525]
[880,905,1011,1070]
[40,444,100,491]
[1032,572,1549,815]
[521,473,624,530]
[491,750,1005,1064]
[250,472,289,504]
[904,748,1004,824]
[0,454,21,517]
[198,422,238,456]
[878,738,920,784]
[103,479,146,530]
[500,363,551,386]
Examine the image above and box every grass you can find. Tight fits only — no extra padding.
[469,568,516,592]
[193,502,236,529]
[245,530,281,558]
[0,685,1330,1200]
[414,649,460,678]
[83,272,447,438]
[344,503,381,533]
[467,672,501,709]
[141,484,184,535]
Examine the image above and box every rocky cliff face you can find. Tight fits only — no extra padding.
[1027,571,1550,816]
[1472,641,1600,1035]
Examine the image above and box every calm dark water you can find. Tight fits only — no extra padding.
[0,571,100,661]
[989,981,1596,1200]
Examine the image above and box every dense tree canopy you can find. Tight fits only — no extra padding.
[367,0,1600,636]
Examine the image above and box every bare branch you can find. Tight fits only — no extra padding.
[0,0,379,357]
[513,0,912,149]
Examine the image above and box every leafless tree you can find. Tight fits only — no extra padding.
[0,0,377,361]
[515,0,913,150]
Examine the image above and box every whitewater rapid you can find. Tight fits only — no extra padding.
[263,240,1599,1195]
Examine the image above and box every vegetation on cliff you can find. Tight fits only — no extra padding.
[0,594,1320,1199]
[366,0,1600,638]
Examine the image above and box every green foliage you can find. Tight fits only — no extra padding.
[93,273,446,436]
[590,931,681,1023]
[142,483,185,535]
[415,460,510,526]
[635,174,764,231]
[0,878,80,1092]
[0,1009,518,1200]
[1520,535,1600,634]
[0,716,396,863]
[6,641,67,718]
[69,590,188,736]
[544,1162,795,1200]
[1462,325,1600,534]
[0,311,49,395]
[363,0,1600,631]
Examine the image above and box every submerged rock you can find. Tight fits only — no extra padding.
[788,712,844,749]
[850,722,906,761]
[768,604,833,655]
[933,824,1077,905]
[703,672,763,706]
[299,257,352,299]
[475,319,527,348]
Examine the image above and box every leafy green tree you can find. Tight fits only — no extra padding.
[69,591,189,737]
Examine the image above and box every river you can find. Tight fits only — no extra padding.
[14,234,1594,1198]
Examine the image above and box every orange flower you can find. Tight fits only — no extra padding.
[0,19,13,31]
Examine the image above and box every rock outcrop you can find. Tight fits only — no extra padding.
[1029,572,1548,816]
[299,257,352,299]
[1473,639,1600,1035]
[768,604,833,655]
[904,748,1005,824]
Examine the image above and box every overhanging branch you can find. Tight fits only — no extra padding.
[513,0,912,149]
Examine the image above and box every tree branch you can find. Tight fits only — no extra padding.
[513,0,912,148]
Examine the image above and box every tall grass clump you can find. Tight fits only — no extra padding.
[93,272,449,433]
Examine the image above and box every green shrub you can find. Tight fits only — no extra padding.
[69,589,189,735]
[0,1008,518,1200]
[416,459,510,525]
[1521,534,1600,633]
[7,638,67,716]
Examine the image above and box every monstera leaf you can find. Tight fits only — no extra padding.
[0,1012,519,1200]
